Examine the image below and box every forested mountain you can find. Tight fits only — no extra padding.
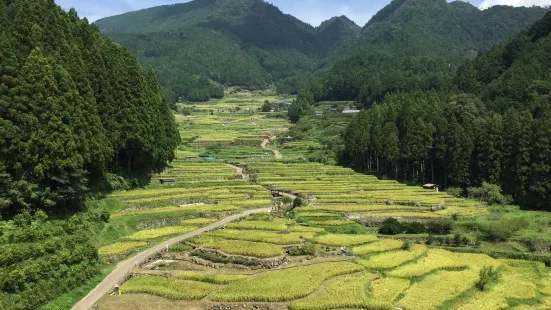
[0,0,180,217]
[320,0,548,103]
[95,0,330,101]
[317,16,361,52]
[340,11,551,210]
[95,0,548,103]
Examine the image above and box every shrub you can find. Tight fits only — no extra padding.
[289,245,316,256]
[446,187,463,198]
[293,198,304,208]
[378,218,403,235]
[476,266,501,291]
[403,222,427,234]
[282,196,293,205]
[401,240,412,251]
[467,182,512,205]
[427,219,454,235]
[476,218,528,242]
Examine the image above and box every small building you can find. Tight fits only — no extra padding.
[315,111,323,117]
[268,186,286,197]
[199,154,211,158]
[342,109,361,115]
[159,178,176,186]
[423,184,441,192]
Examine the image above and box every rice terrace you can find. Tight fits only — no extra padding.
[3,1,551,310]
[64,91,551,310]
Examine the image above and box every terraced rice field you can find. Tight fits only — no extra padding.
[246,162,488,222]
[96,94,551,310]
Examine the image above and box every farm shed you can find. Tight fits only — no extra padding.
[268,187,286,197]
[423,184,441,192]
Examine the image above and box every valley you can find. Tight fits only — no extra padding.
[2,0,551,309]
[66,92,551,310]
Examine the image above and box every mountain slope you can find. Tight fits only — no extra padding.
[317,16,361,52]
[95,0,327,100]
[320,0,548,103]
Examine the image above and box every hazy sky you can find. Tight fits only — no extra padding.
[55,0,551,26]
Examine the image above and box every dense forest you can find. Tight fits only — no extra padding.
[95,0,548,102]
[0,1,181,308]
[0,0,180,217]
[337,10,551,211]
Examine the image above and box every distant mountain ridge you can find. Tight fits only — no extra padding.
[94,0,548,101]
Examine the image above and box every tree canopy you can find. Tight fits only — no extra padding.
[0,0,180,217]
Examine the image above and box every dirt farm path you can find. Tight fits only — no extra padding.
[72,208,271,310]
[261,136,282,159]
[226,163,250,180]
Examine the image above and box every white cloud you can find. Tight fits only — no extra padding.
[479,0,551,9]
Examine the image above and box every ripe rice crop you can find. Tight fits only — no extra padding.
[306,205,426,213]
[111,206,203,218]
[289,273,390,310]
[455,261,542,310]
[288,226,325,233]
[177,272,247,284]
[206,229,315,245]
[308,220,357,226]
[296,212,341,218]
[359,212,443,219]
[186,204,240,213]
[98,242,147,257]
[398,269,478,310]
[388,249,500,278]
[128,226,198,240]
[181,218,218,226]
[226,219,291,231]
[120,276,215,300]
[315,234,378,247]
[229,199,273,207]
[210,262,363,302]
[190,236,283,258]
[370,277,410,304]
[357,244,427,269]
[352,239,404,256]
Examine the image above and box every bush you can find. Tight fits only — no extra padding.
[476,218,528,242]
[293,198,304,208]
[289,245,316,256]
[476,266,501,291]
[446,187,463,198]
[282,196,293,205]
[468,182,512,205]
[403,222,427,234]
[378,218,403,235]
[426,219,454,235]
[401,240,412,251]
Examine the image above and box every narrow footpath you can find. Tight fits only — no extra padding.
[227,163,250,180]
[72,208,271,310]
[261,136,282,159]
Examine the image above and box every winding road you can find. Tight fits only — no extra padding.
[72,207,271,310]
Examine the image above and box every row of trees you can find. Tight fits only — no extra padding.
[0,0,180,216]
[339,11,551,210]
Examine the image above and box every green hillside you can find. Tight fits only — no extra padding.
[320,0,548,103]
[336,10,551,211]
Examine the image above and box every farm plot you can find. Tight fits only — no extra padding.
[209,262,363,302]
[246,162,480,221]
[189,236,285,258]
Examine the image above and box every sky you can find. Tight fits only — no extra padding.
[55,0,551,26]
